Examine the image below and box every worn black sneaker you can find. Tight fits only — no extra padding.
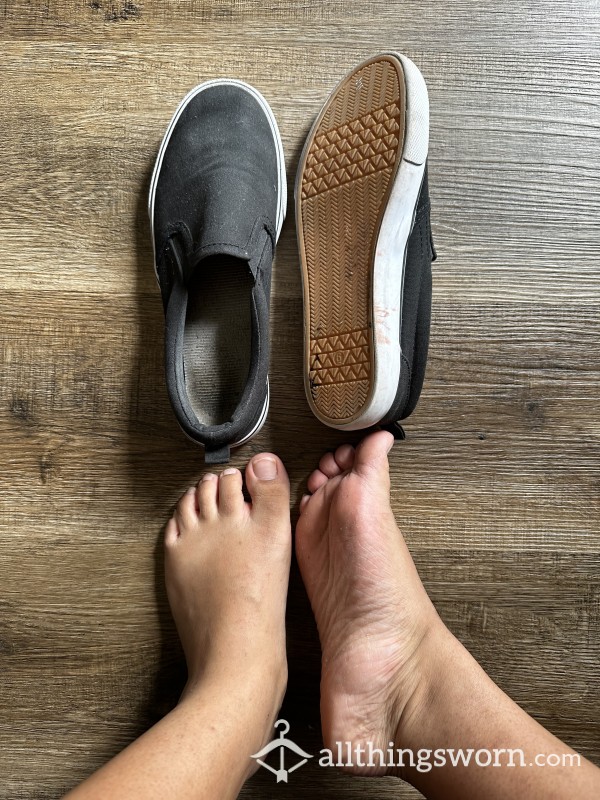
[295,53,435,434]
[149,80,286,464]
[377,164,436,439]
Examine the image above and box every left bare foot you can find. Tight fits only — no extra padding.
[164,452,291,740]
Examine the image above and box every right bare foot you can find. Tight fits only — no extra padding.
[296,431,442,775]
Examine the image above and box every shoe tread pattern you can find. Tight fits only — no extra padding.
[299,56,405,423]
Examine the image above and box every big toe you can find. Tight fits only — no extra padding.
[245,453,291,530]
[353,430,394,479]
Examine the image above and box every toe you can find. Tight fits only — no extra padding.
[353,431,394,478]
[197,473,218,518]
[307,469,329,494]
[318,451,342,478]
[299,494,311,514]
[175,485,199,530]
[164,517,180,547]
[245,453,290,526]
[218,468,244,515]
[334,443,355,471]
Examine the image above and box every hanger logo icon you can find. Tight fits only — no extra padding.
[251,719,313,783]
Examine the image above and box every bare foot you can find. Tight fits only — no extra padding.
[164,453,291,743]
[296,431,442,775]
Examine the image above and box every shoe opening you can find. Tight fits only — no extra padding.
[183,255,253,427]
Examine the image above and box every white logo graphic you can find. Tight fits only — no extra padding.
[251,719,313,783]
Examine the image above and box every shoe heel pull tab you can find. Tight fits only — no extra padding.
[426,212,437,263]
[204,445,231,465]
[381,421,406,440]
[430,229,437,262]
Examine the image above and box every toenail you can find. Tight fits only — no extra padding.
[253,456,277,481]
[221,468,238,477]
[186,486,196,494]
[201,473,217,482]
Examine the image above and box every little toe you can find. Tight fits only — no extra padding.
[307,469,329,494]
[197,473,218,518]
[245,454,291,529]
[318,451,342,478]
[218,468,244,515]
[175,485,199,530]
[334,443,355,472]
[164,517,180,547]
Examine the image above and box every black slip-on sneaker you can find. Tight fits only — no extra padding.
[295,53,435,433]
[377,164,436,439]
[149,80,286,464]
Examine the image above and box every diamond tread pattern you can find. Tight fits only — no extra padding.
[299,56,406,422]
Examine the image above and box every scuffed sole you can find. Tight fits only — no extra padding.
[296,53,428,430]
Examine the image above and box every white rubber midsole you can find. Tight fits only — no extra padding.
[331,53,429,431]
[149,80,286,449]
[231,378,270,447]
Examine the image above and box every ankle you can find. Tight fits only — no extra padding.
[391,616,463,756]
[182,648,288,715]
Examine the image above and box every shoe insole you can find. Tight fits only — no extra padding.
[183,256,253,427]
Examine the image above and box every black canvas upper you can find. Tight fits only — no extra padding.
[151,84,280,462]
[379,165,436,435]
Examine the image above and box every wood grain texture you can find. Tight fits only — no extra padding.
[0,1,598,797]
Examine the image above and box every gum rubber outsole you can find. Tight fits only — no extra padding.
[296,54,408,427]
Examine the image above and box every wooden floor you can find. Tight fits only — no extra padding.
[1,1,599,797]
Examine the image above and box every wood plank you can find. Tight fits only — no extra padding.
[0,0,598,796]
